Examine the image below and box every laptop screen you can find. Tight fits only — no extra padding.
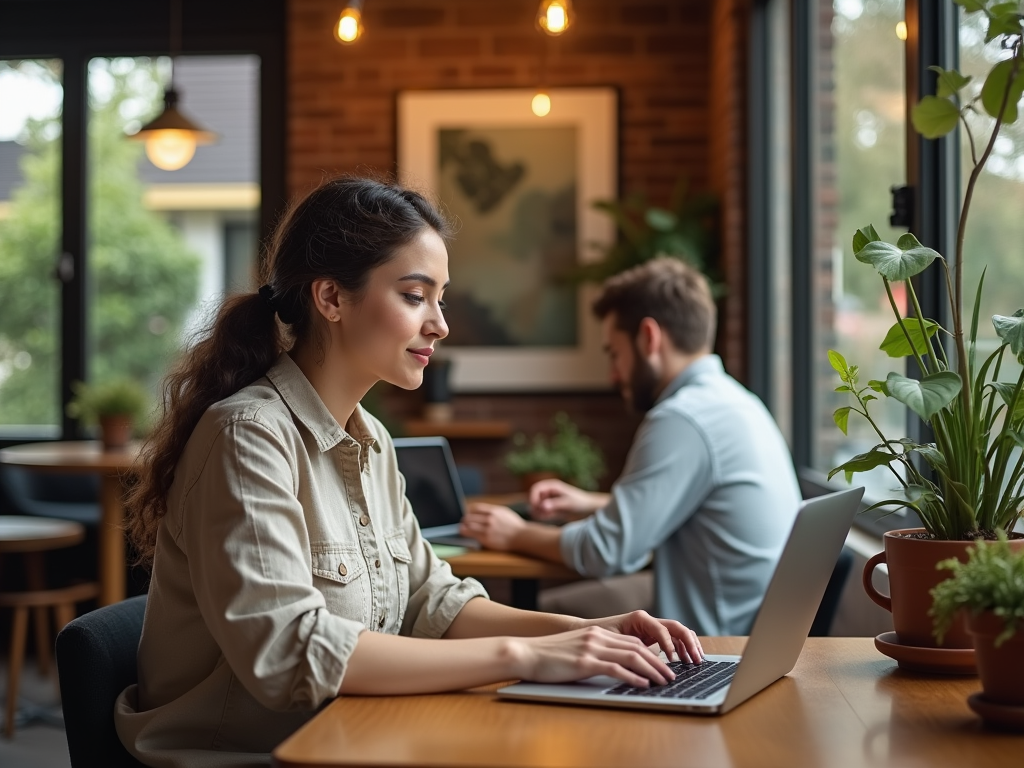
[393,438,465,531]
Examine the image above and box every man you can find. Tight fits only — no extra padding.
[460,258,800,635]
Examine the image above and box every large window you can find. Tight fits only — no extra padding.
[959,13,1024,386]
[0,59,63,436]
[813,0,908,497]
[85,55,259,404]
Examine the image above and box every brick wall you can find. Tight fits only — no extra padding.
[287,0,748,492]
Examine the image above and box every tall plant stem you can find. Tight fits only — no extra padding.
[955,41,1021,426]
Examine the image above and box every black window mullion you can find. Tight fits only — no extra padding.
[60,50,88,439]
[790,0,817,470]
[904,0,960,446]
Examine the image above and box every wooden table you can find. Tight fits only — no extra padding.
[273,637,1021,768]
[0,440,140,606]
[443,549,579,610]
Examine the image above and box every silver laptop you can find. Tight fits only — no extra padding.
[393,436,480,549]
[498,486,864,714]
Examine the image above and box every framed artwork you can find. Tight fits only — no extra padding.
[397,88,618,391]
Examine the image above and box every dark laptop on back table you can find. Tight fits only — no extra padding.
[393,436,481,548]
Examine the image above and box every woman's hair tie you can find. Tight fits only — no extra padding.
[258,284,296,324]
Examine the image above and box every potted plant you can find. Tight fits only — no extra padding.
[830,2,1024,653]
[575,177,720,288]
[504,412,605,492]
[66,377,149,450]
[931,534,1024,723]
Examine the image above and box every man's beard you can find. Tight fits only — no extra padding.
[622,354,660,413]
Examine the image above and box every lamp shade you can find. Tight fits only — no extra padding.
[127,88,216,171]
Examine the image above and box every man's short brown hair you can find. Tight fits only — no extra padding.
[592,257,716,354]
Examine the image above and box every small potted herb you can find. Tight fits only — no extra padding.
[504,412,605,491]
[931,534,1024,715]
[66,378,149,450]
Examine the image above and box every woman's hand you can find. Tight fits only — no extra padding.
[586,610,705,665]
[461,502,526,550]
[508,625,678,688]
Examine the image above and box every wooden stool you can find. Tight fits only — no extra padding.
[0,516,99,738]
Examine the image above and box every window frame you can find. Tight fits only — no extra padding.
[749,0,962,532]
[0,0,286,444]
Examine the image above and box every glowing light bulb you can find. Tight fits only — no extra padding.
[895,21,907,41]
[145,129,197,171]
[537,0,573,36]
[334,4,364,44]
[532,93,552,117]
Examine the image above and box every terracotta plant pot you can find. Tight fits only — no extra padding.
[863,530,978,648]
[98,414,133,450]
[966,611,1024,707]
[520,471,560,492]
[864,529,1024,649]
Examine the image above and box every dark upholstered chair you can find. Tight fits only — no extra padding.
[0,466,100,526]
[55,594,147,768]
[809,547,854,637]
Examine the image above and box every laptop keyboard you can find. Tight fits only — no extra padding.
[603,660,738,700]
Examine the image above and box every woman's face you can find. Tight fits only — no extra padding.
[336,227,450,391]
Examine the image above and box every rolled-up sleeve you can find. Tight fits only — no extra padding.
[392,463,488,638]
[559,410,714,578]
[179,418,363,712]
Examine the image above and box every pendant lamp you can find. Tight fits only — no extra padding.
[127,0,216,171]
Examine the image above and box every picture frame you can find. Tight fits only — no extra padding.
[397,87,618,392]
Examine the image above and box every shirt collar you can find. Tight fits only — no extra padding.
[655,354,725,405]
[265,353,377,453]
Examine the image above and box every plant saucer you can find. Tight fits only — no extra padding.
[873,631,977,675]
[967,692,1024,732]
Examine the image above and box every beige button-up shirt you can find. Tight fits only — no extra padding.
[115,354,487,768]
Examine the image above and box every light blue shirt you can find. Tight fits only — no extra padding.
[559,355,801,635]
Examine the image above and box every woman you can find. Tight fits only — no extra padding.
[114,177,703,767]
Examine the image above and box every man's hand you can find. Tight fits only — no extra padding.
[460,502,526,550]
[528,478,610,522]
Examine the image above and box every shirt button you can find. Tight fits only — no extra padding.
[359,514,369,527]
[378,613,386,628]
[374,559,381,568]
[338,562,348,577]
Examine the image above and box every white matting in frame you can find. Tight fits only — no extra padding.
[397,87,618,392]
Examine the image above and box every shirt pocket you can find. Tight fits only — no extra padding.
[384,529,412,627]
[311,543,369,622]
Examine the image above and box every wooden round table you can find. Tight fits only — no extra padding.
[0,441,141,606]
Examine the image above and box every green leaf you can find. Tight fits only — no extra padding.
[986,6,1023,41]
[992,382,1024,424]
[644,208,678,232]
[981,58,1024,123]
[828,349,849,377]
[868,379,889,394]
[833,406,852,435]
[886,371,963,421]
[993,310,1024,360]
[953,0,987,13]
[835,385,851,393]
[855,239,942,281]
[852,224,881,255]
[879,318,940,358]
[912,444,949,475]
[828,448,900,481]
[912,95,961,138]
[929,66,973,99]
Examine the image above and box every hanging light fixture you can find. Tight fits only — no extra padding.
[334,0,365,44]
[127,0,216,171]
[536,0,573,36]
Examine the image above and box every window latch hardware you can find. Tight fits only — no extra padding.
[889,185,914,229]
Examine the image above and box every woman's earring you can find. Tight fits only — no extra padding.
[330,315,340,322]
